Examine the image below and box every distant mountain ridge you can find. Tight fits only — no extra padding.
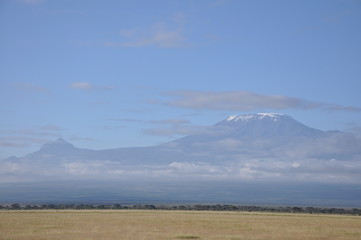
[1,113,361,183]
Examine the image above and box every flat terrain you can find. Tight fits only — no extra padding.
[1,210,361,240]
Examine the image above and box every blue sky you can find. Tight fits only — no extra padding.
[1,0,361,159]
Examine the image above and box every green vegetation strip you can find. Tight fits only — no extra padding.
[2,203,361,215]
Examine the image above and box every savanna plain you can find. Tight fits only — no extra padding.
[1,210,361,240]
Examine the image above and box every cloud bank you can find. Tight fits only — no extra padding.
[14,82,52,94]
[70,82,115,91]
[105,14,189,48]
[112,28,187,48]
[165,90,361,112]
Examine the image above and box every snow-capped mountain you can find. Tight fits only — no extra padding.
[215,113,324,138]
[166,113,326,155]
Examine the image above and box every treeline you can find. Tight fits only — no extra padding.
[1,203,361,215]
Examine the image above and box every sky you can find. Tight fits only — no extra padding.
[1,0,361,159]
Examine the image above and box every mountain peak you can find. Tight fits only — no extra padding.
[216,113,323,138]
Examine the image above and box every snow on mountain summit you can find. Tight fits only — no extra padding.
[225,113,284,122]
[215,113,324,138]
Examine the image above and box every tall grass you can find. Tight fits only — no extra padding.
[0,210,360,240]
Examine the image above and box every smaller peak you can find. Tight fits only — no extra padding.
[55,137,67,143]
[52,138,74,146]
[45,137,72,146]
[40,138,75,152]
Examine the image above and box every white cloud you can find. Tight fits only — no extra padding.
[172,12,186,24]
[0,136,49,147]
[209,0,227,8]
[346,127,361,137]
[108,118,143,123]
[0,162,22,174]
[165,90,317,110]
[63,162,103,175]
[1,125,62,137]
[107,28,188,48]
[0,125,63,155]
[71,82,93,90]
[120,29,136,38]
[326,105,361,112]
[0,139,28,148]
[105,15,190,48]
[164,90,361,112]
[109,117,195,137]
[14,82,52,94]
[143,125,206,137]
[169,162,223,176]
[292,162,301,168]
[39,125,63,132]
[70,82,115,91]
[21,0,45,5]
[149,119,191,125]
[2,153,361,183]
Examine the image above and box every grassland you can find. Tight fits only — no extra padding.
[1,210,361,240]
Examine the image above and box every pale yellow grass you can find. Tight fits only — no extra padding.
[0,210,361,240]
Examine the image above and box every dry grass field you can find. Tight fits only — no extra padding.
[0,210,361,240]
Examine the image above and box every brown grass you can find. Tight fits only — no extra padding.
[0,210,360,240]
